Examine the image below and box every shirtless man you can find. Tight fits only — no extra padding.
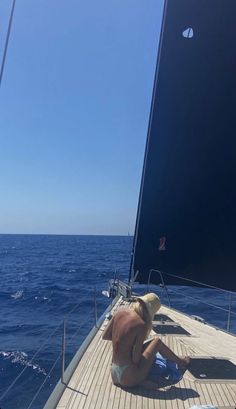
[102,293,189,388]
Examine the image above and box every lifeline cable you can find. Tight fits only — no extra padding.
[0,294,93,402]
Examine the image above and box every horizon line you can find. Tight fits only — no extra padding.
[0,232,134,237]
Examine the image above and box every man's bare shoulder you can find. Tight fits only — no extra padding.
[114,308,131,316]
[113,308,133,321]
[114,308,142,317]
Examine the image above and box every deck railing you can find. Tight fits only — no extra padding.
[2,271,235,408]
[0,287,105,409]
[147,269,236,333]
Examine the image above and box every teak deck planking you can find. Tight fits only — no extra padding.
[56,299,236,409]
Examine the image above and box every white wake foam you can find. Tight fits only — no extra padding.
[0,351,46,375]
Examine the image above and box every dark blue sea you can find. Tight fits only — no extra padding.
[0,234,235,409]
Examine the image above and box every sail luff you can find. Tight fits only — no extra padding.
[129,0,169,284]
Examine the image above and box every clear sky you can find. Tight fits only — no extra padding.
[0,0,164,235]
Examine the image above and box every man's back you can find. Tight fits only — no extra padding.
[111,309,147,365]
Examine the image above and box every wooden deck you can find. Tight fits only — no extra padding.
[55,299,236,409]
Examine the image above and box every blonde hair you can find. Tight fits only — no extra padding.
[133,299,152,336]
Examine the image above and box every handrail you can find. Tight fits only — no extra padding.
[26,351,62,409]
[0,321,63,402]
[227,291,233,332]
[165,286,236,316]
[147,269,235,333]
[61,320,67,384]
[94,287,98,327]
[147,270,171,307]
[149,269,234,293]
[34,296,97,407]
[0,290,100,407]
[60,293,98,383]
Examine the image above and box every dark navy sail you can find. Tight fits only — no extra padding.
[131,0,236,291]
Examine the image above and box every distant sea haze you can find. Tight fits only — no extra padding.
[0,234,235,409]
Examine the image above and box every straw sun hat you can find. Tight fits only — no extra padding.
[137,293,161,320]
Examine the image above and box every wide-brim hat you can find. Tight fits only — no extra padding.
[137,293,161,320]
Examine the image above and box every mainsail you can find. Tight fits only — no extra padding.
[130,0,236,292]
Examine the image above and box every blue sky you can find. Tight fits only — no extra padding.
[0,0,164,235]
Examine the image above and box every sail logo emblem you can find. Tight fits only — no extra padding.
[158,236,166,251]
[182,27,194,38]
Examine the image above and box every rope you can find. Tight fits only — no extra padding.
[0,0,17,88]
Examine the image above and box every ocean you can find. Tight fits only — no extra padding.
[0,234,235,409]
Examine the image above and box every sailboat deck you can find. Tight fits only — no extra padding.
[56,299,236,409]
